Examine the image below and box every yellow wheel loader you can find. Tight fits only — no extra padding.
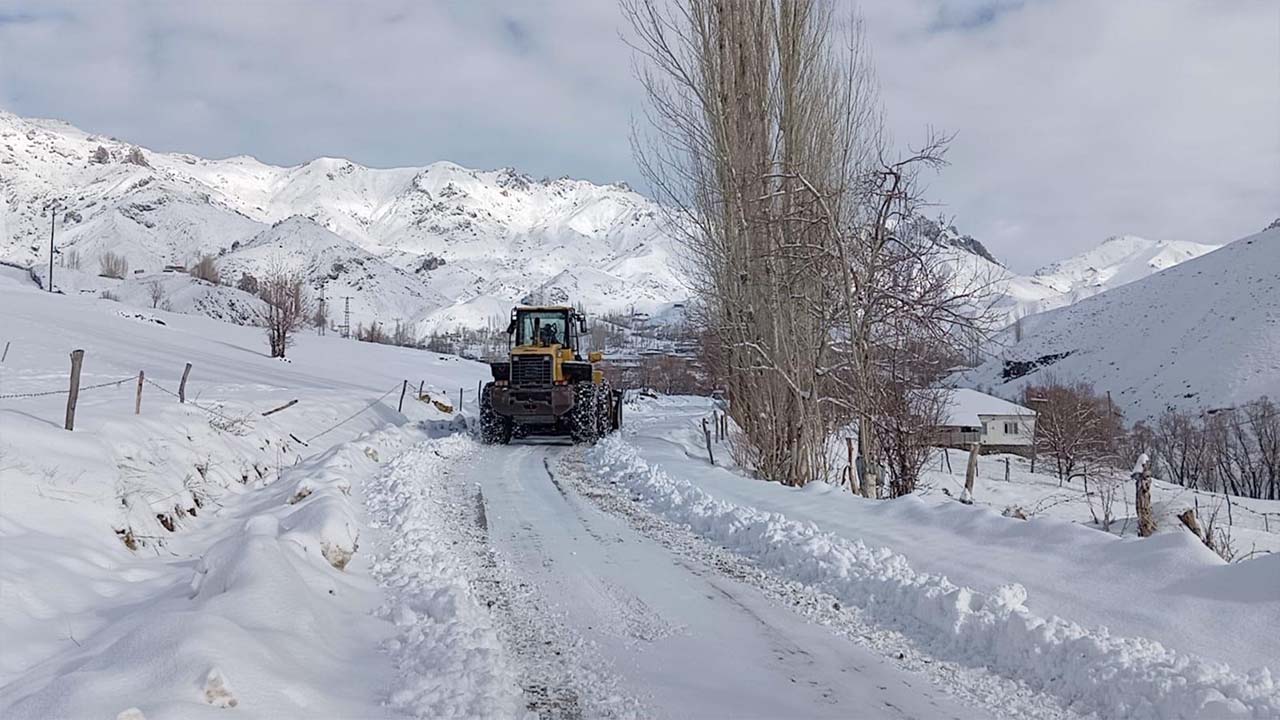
[479,306,622,444]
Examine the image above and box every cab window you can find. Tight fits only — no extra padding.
[517,311,568,346]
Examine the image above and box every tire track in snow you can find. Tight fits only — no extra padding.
[462,445,644,720]
[470,482,584,719]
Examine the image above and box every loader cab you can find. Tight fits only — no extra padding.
[507,306,587,357]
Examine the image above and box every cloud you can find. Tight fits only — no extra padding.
[0,0,1274,270]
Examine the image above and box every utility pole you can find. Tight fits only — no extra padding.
[341,296,352,338]
[48,200,59,293]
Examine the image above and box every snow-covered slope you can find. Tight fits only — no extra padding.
[2,109,1217,337]
[950,234,1222,327]
[0,110,684,334]
[960,226,1280,420]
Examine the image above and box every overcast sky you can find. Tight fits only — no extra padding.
[1,0,1275,271]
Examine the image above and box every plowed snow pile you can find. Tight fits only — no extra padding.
[589,396,1280,719]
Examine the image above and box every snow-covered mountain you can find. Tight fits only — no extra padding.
[959,224,1280,420]
[0,110,684,334]
[947,233,1222,327]
[1,109,1219,338]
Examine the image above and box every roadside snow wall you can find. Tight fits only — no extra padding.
[587,435,1280,720]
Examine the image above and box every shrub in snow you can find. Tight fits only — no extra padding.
[235,272,259,295]
[202,667,237,708]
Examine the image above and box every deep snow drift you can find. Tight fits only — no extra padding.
[0,270,502,717]
[590,395,1280,718]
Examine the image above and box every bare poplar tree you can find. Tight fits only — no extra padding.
[625,0,995,488]
[189,254,220,285]
[99,252,129,279]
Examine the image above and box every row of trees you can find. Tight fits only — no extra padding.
[1139,399,1280,500]
[626,0,996,489]
[1021,376,1278,502]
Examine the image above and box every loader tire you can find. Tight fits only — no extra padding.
[596,380,613,437]
[569,382,599,445]
[479,382,512,445]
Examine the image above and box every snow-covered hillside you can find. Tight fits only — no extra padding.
[2,109,1219,337]
[960,225,1280,420]
[950,234,1222,327]
[0,110,684,334]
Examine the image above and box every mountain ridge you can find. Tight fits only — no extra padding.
[0,109,1225,338]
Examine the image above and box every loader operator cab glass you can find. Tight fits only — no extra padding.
[516,310,569,347]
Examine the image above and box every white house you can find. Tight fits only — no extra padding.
[933,388,1036,454]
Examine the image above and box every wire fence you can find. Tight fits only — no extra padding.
[305,382,404,444]
[0,376,134,400]
[1,359,418,451]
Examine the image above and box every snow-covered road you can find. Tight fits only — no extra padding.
[451,440,1011,719]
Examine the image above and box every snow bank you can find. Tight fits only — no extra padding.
[363,429,524,718]
[0,428,407,718]
[587,435,1280,719]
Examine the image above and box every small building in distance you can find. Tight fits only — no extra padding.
[934,388,1036,455]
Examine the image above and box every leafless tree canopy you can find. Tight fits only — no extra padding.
[99,252,129,279]
[1023,377,1123,484]
[258,265,311,358]
[62,249,82,270]
[1146,399,1280,500]
[147,279,166,309]
[189,254,221,285]
[624,0,996,487]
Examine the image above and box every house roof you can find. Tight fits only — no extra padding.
[940,388,1035,426]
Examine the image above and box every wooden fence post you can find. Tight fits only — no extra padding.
[1,340,9,363]
[961,442,980,504]
[1135,456,1155,537]
[458,387,463,409]
[701,417,715,465]
[65,349,84,431]
[1005,457,1011,482]
[135,370,144,415]
[398,379,408,413]
[178,362,192,403]
[418,380,424,400]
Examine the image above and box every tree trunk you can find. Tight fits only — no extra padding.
[859,415,877,499]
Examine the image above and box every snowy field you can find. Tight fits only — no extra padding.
[0,269,490,717]
[3,266,1278,718]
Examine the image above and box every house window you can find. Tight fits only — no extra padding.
[1004,421,1020,435]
